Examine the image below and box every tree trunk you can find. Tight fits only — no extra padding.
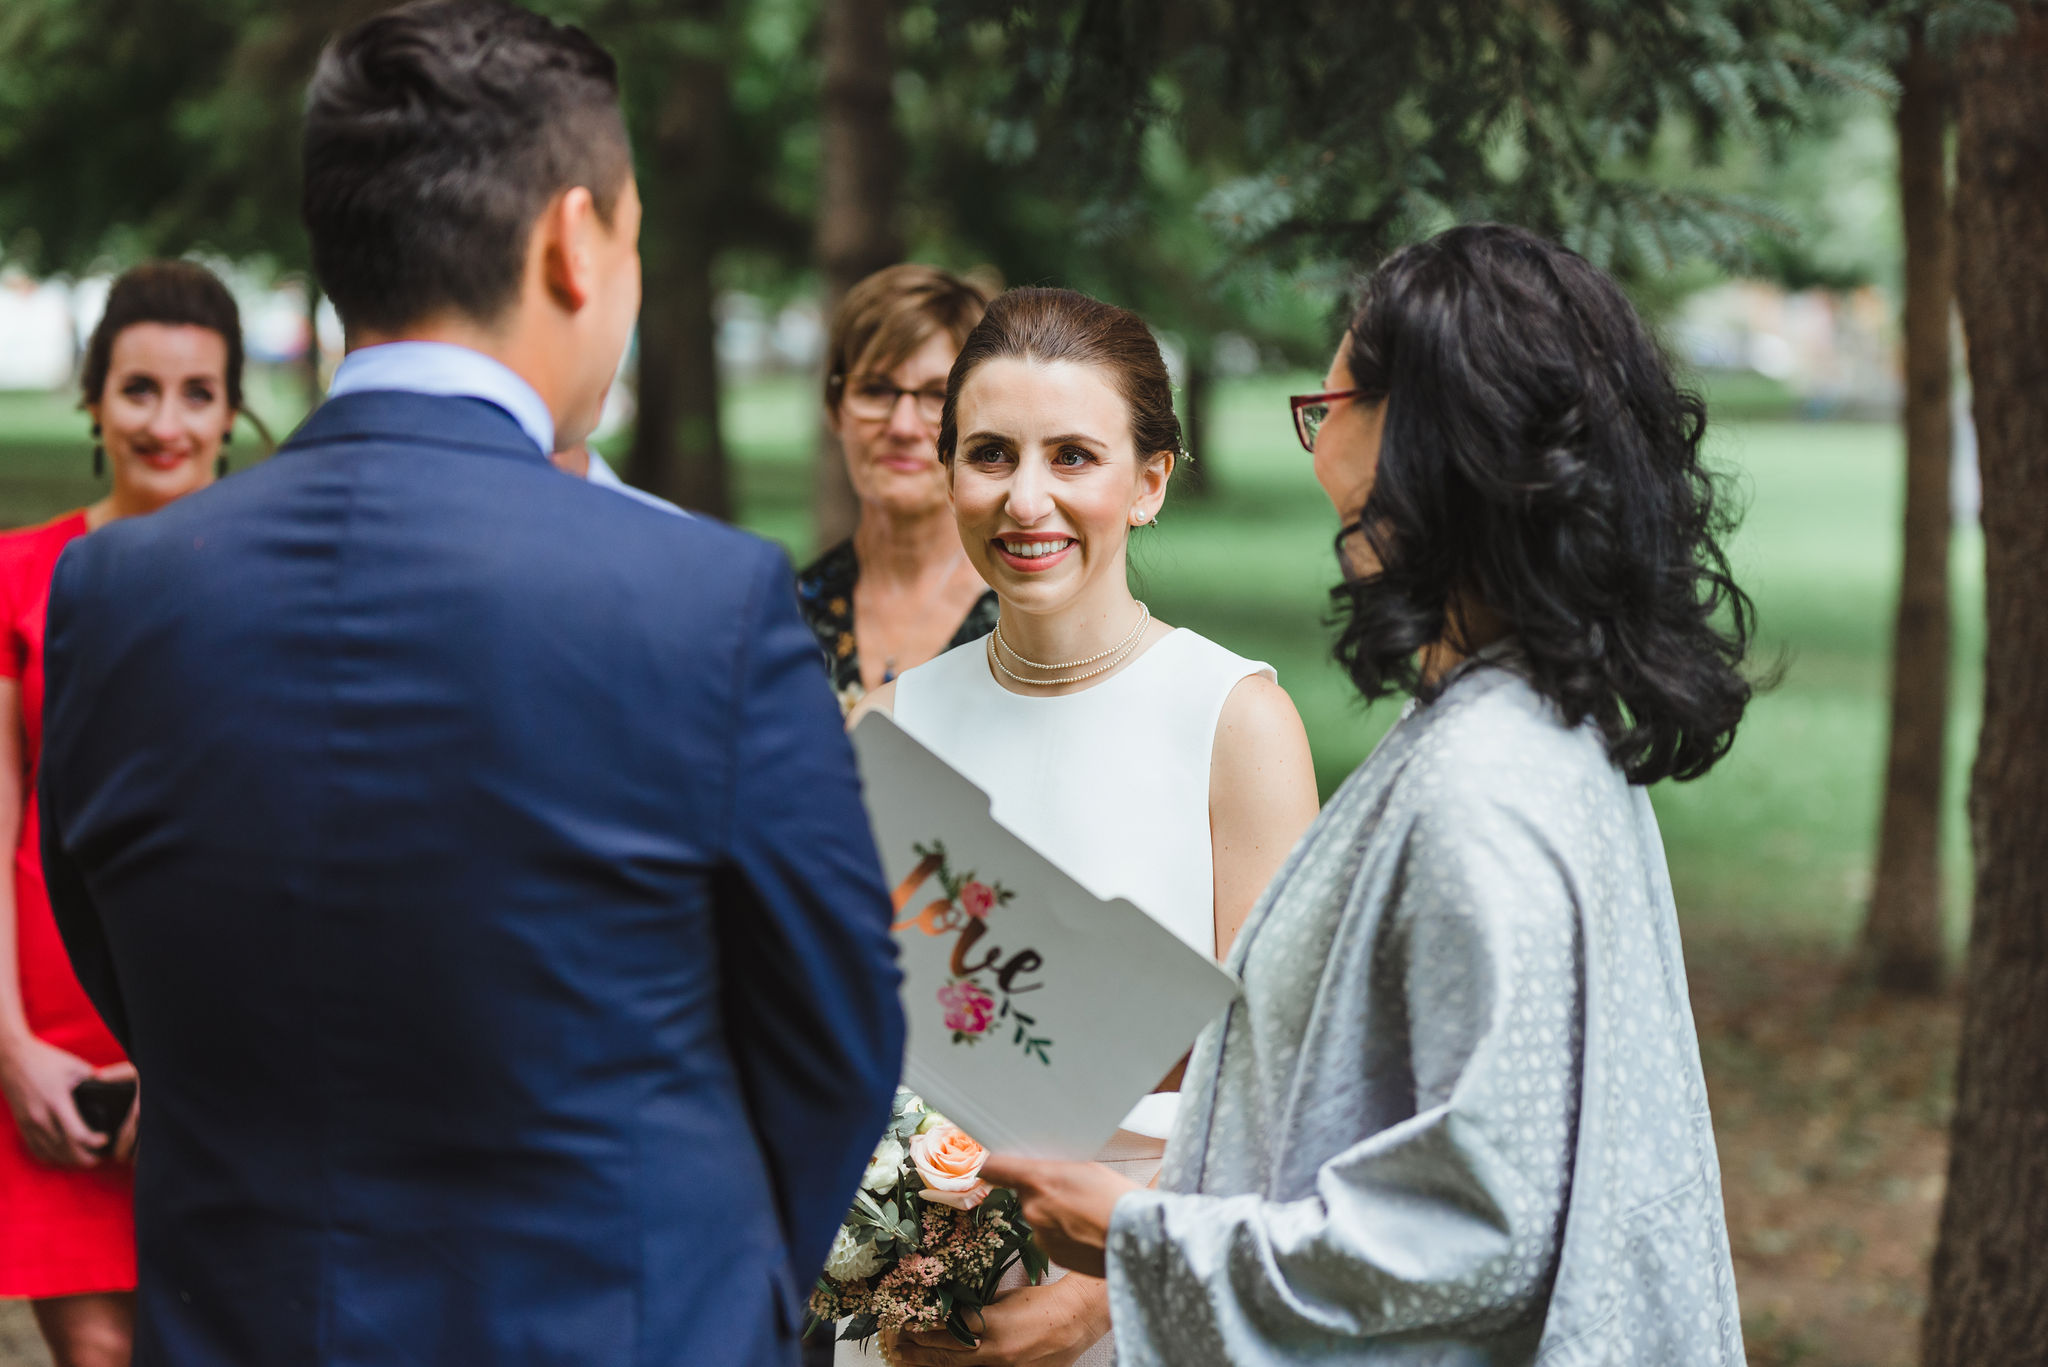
[1860,27,1953,993]
[629,26,732,518]
[1176,339,1213,500]
[1921,12,2048,1364]
[811,0,901,551]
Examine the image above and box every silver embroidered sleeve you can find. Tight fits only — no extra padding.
[1105,791,1585,1364]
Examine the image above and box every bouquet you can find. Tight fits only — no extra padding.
[807,1087,1048,1348]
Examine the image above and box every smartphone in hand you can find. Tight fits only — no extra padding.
[71,1077,138,1149]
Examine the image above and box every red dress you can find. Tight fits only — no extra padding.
[0,510,136,1298]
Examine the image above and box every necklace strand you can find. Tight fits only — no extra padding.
[993,601,1150,671]
[987,603,1151,688]
[986,632,1150,688]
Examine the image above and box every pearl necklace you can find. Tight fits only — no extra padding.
[988,602,1151,687]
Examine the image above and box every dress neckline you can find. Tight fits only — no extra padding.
[974,626,1189,704]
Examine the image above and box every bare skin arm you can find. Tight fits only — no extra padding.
[1208,673,1320,959]
[0,678,106,1168]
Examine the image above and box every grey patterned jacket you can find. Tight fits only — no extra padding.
[1106,656,1746,1365]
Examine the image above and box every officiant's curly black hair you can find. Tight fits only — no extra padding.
[301,0,630,334]
[1331,224,1756,786]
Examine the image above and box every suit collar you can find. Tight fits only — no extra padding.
[326,341,556,456]
[283,391,555,466]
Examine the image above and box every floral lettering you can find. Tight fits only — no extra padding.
[893,841,1053,1064]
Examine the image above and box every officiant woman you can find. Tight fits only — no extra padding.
[798,264,999,714]
[0,259,256,1367]
[976,224,1755,1367]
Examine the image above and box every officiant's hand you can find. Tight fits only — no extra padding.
[888,1276,1110,1366]
[979,1156,1139,1280]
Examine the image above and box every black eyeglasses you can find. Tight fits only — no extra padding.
[837,375,947,424]
[1290,387,1363,453]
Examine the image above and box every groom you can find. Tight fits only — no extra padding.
[36,3,903,1363]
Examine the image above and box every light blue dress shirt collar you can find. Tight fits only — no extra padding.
[586,451,689,517]
[327,341,555,457]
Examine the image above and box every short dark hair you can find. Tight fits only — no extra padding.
[302,0,632,334]
[1333,223,1756,785]
[938,287,1182,470]
[80,261,247,412]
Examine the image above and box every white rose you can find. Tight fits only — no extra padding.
[823,1226,885,1282]
[862,1136,907,1193]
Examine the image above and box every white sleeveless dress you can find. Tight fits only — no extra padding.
[837,627,1274,1367]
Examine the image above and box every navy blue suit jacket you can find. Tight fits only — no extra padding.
[38,392,905,1366]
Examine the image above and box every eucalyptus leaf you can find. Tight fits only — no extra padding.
[1022,1237,1051,1283]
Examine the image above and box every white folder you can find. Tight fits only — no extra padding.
[850,712,1240,1160]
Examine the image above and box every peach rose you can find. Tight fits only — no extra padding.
[910,1123,992,1211]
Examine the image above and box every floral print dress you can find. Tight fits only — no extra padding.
[794,539,999,715]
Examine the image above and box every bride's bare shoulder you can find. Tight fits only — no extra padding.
[846,678,899,730]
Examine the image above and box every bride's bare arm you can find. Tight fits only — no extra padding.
[1208,675,1319,959]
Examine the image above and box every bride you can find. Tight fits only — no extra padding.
[846,287,1320,1367]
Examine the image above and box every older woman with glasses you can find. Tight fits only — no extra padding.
[797,265,998,714]
[981,224,1756,1367]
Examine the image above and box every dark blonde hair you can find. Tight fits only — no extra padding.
[825,264,990,411]
[937,287,1183,468]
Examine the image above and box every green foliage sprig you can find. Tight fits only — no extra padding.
[933,0,1916,282]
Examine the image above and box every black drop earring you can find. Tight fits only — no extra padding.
[91,422,104,478]
[216,456,229,478]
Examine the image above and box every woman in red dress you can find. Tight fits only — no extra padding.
[0,261,252,1367]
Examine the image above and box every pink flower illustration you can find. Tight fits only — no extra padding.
[959,881,996,920]
[938,980,996,1034]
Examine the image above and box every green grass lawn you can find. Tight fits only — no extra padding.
[0,369,1983,946]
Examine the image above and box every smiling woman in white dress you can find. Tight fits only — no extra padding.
[846,287,1321,1367]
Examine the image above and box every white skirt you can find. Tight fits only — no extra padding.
[836,1130,1165,1367]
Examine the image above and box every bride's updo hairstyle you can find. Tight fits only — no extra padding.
[936,287,1183,476]
[1334,223,1756,785]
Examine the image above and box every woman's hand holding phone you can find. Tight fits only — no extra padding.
[87,1062,140,1163]
[70,1065,139,1163]
[0,1033,104,1167]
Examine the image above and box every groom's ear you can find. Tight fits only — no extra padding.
[538,186,605,313]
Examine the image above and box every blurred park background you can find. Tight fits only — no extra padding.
[4,2,2042,1365]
